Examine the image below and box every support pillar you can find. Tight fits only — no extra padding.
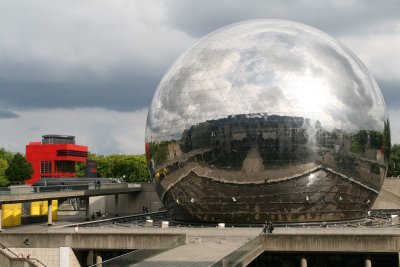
[96,252,103,267]
[364,257,371,267]
[85,197,90,221]
[115,194,119,217]
[300,257,307,267]
[398,252,400,267]
[47,200,52,226]
[0,203,2,231]
[87,250,93,266]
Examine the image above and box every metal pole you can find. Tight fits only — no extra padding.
[47,200,52,226]
[0,203,2,231]
[115,194,119,217]
[85,197,90,221]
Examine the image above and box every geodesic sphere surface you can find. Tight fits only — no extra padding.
[145,20,390,223]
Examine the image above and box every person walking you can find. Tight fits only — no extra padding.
[267,221,274,234]
[261,221,268,234]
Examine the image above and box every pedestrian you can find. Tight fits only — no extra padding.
[94,180,97,189]
[97,179,101,189]
[261,221,267,234]
[74,225,79,233]
[267,221,274,234]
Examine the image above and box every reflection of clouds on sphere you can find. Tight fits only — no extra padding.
[147,19,387,142]
[145,20,390,223]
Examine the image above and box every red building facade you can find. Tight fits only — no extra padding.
[26,135,88,184]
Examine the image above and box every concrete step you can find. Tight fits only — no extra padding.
[132,239,248,267]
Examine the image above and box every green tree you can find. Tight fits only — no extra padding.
[96,154,149,182]
[388,144,400,177]
[0,158,9,187]
[384,120,391,160]
[0,147,13,164]
[5,153,33,185]
[350,130,368,155]
[75,161,86,177]
[75,153,150,182]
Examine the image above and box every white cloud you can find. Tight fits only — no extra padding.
[338,19,400,81]
[0,0,196,82]
[389,109,400,145]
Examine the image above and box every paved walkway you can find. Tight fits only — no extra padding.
[132,241,245,267]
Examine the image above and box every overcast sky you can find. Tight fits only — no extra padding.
[0,0,399,155]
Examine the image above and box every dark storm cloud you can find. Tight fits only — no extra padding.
[0,72,159,112]
[0,0,196,114]
[378,79,400,110]
[0,110,19,119]
[164,0,400,37]
[1,0,398,115]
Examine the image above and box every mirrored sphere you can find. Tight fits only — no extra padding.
[145,19,390,223]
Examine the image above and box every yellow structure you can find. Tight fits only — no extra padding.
[13,203,21,225]
[30,200,58,221]
[2,203,22,226]
[51,200,58,221]
[30,201,41,215]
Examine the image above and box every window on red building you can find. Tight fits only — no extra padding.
[55,161,75,173]
[40,161,52,174]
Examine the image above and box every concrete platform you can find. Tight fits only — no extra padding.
[3,222,400,266]
[0,183,141,204]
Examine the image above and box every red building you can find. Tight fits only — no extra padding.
[26,135,88,184]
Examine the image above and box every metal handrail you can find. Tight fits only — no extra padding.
[53,210,168,228]
[88,239,183,267]
[0,242,47,267]
[0,182,135,196]
[211,236,262,267]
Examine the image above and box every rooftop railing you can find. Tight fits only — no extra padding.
[0,182,140,195]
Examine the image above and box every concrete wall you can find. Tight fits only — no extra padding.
[88,196,106,216]
[0,249,36,267]
[261,234,400,252]
[0,233,186,250]
[60,247,80,267]
[4,247,80,267]
[372,178,400,209]
[12,248,59,267]
[86,183,162,217]
[104,182,162,215]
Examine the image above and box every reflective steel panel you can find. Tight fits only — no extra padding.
[145,20,390,223]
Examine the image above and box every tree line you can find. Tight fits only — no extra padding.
[0,147,150,186]
[75,153,150,182]
[0,148,33,186]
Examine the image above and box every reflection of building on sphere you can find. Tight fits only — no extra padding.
[145,19,390,223]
